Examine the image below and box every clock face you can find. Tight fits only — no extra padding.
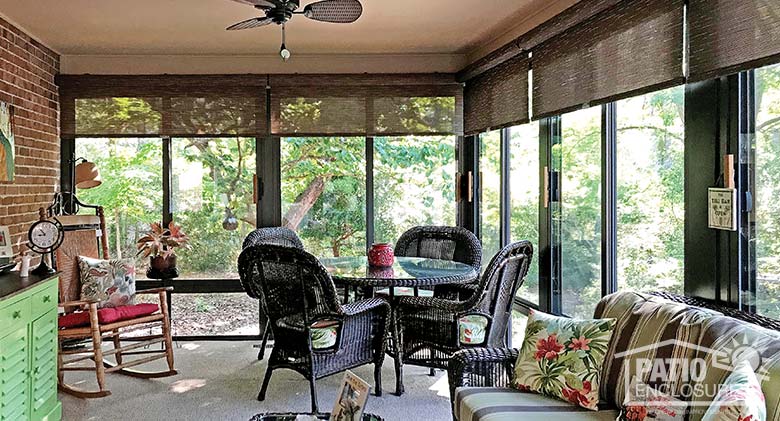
[30,221,60,250]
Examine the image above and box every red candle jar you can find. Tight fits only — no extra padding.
[368,243,395,268]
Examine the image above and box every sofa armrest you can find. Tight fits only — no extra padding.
[448,347,519,403]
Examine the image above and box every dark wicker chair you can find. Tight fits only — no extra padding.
[237,244,390,413]
[393,226,482,299]
[393,240,532,393]
[446,292,780,414]
[241,227,305,360]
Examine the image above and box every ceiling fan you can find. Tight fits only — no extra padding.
[227,0,364,61]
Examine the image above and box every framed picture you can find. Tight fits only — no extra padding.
[0,225,12,258]
[708,188,737,231]
[330,370,370,421]
[0,101,14,182]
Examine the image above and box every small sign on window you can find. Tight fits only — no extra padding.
[708,188,737,231]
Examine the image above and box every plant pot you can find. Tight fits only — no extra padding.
[368,243,394,268]
[146,255,179,279]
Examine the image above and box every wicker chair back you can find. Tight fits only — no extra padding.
[242,227,304,250]
[472,240,534,347]
[394,226,482,272]
[240,228,305,299]
[238,244,342,328]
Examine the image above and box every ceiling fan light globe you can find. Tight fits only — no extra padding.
[280,47,291,61]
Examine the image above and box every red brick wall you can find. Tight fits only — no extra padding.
[0,17,60,255]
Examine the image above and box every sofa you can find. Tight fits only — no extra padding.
[448,291,780,421]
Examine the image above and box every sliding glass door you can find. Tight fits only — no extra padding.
[169,137,260,337]
[557,106,603,318]
[480,130,502,268]
[509,123,540,305]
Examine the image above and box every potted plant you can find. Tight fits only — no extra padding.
[137,221,189,279]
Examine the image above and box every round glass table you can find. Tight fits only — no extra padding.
[320,256,478,396]
[320,256,478,290]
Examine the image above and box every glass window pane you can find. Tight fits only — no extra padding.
[170,293,259,336]
[75,138,163,278]
[480,130,502,268]
[560,106,602,318]
[281,137,366,257]
[755,63,780,319]
[171,137,256,279]
[509,122,540,304]
[374,136,456,244]
[616,87,685,295]
[511,310,528,348]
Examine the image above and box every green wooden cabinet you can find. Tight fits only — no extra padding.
[0,276,61,421]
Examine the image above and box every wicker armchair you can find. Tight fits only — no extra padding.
[240,227,305,360]
[237,244,390,413]
[394,240,532,393]
[394,226,482,299]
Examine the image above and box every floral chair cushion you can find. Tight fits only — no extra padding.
[310,320,340,350]
[512,309,616,411]
[458,314,489,345]
[78,256,136,308]
[701,361,766,421]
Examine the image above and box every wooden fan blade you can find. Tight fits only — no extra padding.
[229,0,277,8]
[303,0,363,23]
[226,17,273,30]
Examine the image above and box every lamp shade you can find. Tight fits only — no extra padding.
[74,160,102,189]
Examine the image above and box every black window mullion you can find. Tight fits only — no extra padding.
[602,103,618,296]
[539,116,561,315]
[162,136,172,226]
[366,136,375,253]
[738,71,757,312]
[457,135,479,235]
[500,128,511,247]
[258,136,282,227]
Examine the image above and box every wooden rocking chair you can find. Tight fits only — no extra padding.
[51,200,176,398]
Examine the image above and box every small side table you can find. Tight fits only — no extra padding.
[250,413,383,421]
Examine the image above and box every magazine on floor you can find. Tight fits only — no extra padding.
[330,370,370,421]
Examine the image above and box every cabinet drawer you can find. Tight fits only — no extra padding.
[0,298,30,335]
[31,281,58,319]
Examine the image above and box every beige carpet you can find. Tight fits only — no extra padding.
[60,341,453,421]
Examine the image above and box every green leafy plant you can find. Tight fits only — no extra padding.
[136,221,190,259]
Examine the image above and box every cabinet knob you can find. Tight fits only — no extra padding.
[12,310,20,319]
[43,295,51,303]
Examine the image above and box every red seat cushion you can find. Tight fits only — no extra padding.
[58,303,160,329]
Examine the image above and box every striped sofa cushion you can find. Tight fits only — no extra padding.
[454,387,619,421]
[688,315,780,421]
[594,291,718,407]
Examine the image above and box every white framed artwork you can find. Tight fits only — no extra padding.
[0,225,12,258]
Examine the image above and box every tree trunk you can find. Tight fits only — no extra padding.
[282,176,326,230]
[114,209,122,259]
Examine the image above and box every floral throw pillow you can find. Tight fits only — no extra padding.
[78,256,136,308]
[512,309,616,411]
[618,377,687,421]
[701,361,766,421]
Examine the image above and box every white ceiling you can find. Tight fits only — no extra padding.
[0,0,577,74]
